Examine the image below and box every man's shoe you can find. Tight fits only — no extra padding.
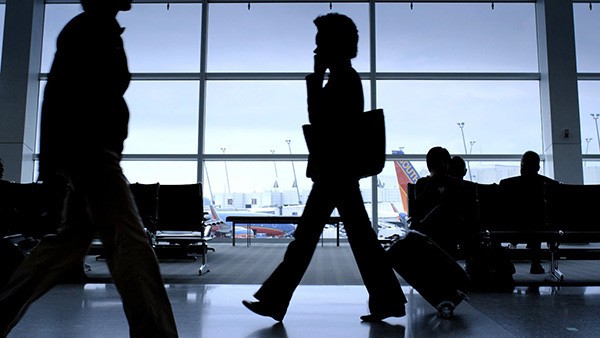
[242,300,286,322]
[530,264,545,274]
[360,308,406,322]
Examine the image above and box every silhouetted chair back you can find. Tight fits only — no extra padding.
[407,183,417,218]
[157,183,205,233]
[474,183,501,234]
[154,183,212,274]
[497,179,549,242]
[129,183,159,234]
[546,183,600,243]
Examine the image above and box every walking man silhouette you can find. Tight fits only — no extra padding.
[0,1,178,336]
[243,13,406,322]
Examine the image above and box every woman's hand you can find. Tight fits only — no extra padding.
[313,54,327,77]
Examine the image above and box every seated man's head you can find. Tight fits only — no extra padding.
[313,13,358,66]
[448,155,467,179]
[520,150,540,176]
[426,146,451,176]
[81,0,132,13]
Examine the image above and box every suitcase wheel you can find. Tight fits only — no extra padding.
[436,301,455,319]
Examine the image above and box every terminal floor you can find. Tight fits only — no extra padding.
[8,242,600,337]
[88,242,600,286]
[8,284,600,337]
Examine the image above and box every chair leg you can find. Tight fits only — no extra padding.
[198,242,210,275]
[549,242,564,282]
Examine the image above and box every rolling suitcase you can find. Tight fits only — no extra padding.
[386,230,470,318]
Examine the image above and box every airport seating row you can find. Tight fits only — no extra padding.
[0,182,213,275]
[407,182,600,281]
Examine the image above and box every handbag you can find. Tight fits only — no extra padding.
[303,109,386,178]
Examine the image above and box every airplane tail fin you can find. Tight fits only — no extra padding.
[392,150,420,214]
[209,204,221,221]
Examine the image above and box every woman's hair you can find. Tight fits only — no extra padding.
[80,0,110,12]
[80,0,94,11]
[313,13,359,59]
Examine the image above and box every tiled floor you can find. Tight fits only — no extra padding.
[9,283,600,337]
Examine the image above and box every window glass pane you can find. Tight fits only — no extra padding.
[204,161,312,209]
[121,161,197,184]
[205,80,371,154]
[36,82,201,155]
[583,161,600,184]
[378,80,541,154]
[42,4,201,73]
[124,81,199,154]
[205,81,306,155]
[35,81,47,153]
[118,4,202,72]
[578,81,600,154]
[208,3,369,72]
[41,4,82,73]
[574,4,600,72]
[376,3,538,72]
[0,4,5,65]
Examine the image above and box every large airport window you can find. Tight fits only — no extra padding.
[574,4,600,72]
[124,81,200,154]
[28,1,564,226]
[207,3,369,73]
[578,81,600,155]
[121,160,197,185]
[376,3,538,72]
[377,80,542,155]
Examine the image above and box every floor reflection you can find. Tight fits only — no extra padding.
[245,322,289,338]
[12,284,600,337]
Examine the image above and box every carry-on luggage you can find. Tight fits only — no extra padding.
[386,230,470,318]
[466,239,516,292]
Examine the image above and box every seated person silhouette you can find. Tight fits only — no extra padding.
[448,155,478,253]
[499,150,558,274]
[410,147,471,258]
[448,155,477,201]
[448,155,468,180]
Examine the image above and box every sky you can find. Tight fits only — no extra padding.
[2,2,600,194]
